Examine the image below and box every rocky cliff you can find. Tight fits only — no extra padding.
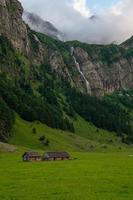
[0,0,133,97]
[0,0,49,64]
[72,45,133,96]
[0,0,29,52]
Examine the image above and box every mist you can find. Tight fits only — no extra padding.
[20,0,133,44]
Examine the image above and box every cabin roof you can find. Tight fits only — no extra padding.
[45,152,70,158]
[23,152,41,157]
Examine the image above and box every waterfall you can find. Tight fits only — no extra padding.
[71,47,91,95]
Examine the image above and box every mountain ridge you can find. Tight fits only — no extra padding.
[23,11,65,41]
[0,0,133,144]
[0,0,133,97]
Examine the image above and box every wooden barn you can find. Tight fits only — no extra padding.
[43,152,70,161]
[23,152,42,162]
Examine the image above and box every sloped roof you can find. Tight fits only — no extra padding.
[23,152,41,157]
[45,152,70,158]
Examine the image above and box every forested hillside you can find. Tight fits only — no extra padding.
[0,0,133,145]
[0,33,133,143]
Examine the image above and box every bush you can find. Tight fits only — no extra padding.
[32,128,37,134]
[39,135,50,146]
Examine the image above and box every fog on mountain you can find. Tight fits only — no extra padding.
[20,0,133,44]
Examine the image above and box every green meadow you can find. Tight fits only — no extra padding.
[0,116,133,200]
[0,151,133,200]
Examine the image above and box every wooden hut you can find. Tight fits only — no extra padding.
[23,152,42,162]
[43,152,70,161]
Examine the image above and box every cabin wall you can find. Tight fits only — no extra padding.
[44,157,70,161]
[23,155,42,161]
[29,157,42,161]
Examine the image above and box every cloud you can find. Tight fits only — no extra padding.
[20,0,133,44]
[72,0,91,17]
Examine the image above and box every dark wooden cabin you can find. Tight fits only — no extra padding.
[43,152,70,161]
[23,152,42,162]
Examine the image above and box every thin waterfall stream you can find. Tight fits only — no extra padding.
[71,47,91,95]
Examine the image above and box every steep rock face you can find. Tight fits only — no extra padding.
[0,0,29,52]
[0,0,60,71]
[49,50,82,89]
[0,0,133,98]
[0,0,51,65]
[0,0,77,89]
[73,47,133,97]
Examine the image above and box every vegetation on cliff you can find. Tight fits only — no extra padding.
[0,33,133,144]
[0,35,75,137]
[0,11,133,145]
[67,40,133,65]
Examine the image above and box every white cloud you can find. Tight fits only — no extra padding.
[72,0,91,18]
[19,0,133,44]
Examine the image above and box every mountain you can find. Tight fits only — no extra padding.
[23,11,65,41]
[89,15,99,21]
[121,35,133,49]
[0,0,133,144]
[0,0,133,97]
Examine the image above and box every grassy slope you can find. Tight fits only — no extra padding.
[10,115,95,152]
[9,115,130,152]
[0,151,133,200]
[74,116,121,144]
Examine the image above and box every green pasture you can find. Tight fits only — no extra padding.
[0,151,133,200]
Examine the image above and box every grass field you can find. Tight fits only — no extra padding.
[1,115,133,200]
[0,150,133,200]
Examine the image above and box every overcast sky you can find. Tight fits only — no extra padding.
[19,0,133,44]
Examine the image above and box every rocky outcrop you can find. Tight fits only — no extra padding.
[0,0,49,65]
[73,47,133,97]
[0,0,30,52]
